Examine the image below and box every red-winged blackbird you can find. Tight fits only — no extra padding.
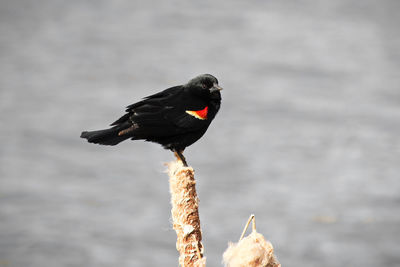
[80,74,222,166]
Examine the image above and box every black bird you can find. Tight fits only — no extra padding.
[80,74,222,166]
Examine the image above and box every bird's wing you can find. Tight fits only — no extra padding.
[110,86,183,126]
[165,103,210,129]
[111,85,208,131]
[168,113,208,129]
[127,85,183,110]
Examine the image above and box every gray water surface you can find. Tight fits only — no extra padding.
[1,0,400,266]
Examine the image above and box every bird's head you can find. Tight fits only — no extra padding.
[186,74,223,99]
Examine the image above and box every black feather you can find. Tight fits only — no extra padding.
[80,74,222,152]
[80,127,129,146]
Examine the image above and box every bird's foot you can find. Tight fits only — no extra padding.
[173,150,188,167]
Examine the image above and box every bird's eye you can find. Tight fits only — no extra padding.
[201,84,207,89]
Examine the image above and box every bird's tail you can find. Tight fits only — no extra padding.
[80,126,131,146]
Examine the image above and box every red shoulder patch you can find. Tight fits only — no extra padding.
[186,106,208,120]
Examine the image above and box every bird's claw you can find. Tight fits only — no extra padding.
[174,150,188,167]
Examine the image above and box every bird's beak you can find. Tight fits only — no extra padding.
[210,83,223,93]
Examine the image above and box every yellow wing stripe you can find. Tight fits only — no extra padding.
[185,110,206,120]
[185,106,208,120]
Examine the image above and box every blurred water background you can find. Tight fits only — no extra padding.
[1,0,400,266]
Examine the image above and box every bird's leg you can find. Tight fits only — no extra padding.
[173,149,188,167]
